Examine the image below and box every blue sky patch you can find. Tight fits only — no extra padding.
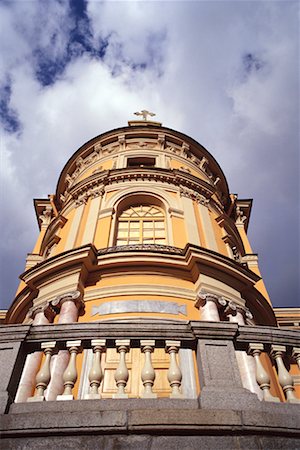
[0,80,21,133]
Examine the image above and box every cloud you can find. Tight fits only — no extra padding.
[0,0,298,309]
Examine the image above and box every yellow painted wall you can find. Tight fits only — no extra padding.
[32,228,47,255]
[77,160,113,183]
[94,216,112,248]
[169,159,206,181]
[53,208,76,255]
[210,211,228,256]
[75,199,91,247]
[171,216,187,248]
[193,201,206,247]
[85,274,193,290]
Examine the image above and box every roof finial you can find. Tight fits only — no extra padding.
[134,110,156,121]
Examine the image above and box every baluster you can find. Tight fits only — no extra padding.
[271,345,300,404]
[165,340,183,398]
[84,339,106,399]
[27,342,56,402]
[140,340,157,398]
[292,348,300,370]
[57,340,82,401]
[113,340,130,398]
[248,343,280,402]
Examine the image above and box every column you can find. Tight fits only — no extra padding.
[45,291,84,401]
[226,302,262,399]
[15,304,55,403]
[195,291,226,322]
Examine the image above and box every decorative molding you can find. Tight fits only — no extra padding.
[179,186,210,206]
[83,284,195,302]
[39,205,53,228]
[97,243,184,255]
[168,207,184,218]
[64,167,218,210]
[98,207,115,219]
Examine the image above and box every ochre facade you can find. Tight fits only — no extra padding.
[4,119,299,403]
[8,120,274,325]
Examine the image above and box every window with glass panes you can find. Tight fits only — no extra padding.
[116,205,166,245]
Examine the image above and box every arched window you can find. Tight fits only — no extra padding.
[116,205,166,245]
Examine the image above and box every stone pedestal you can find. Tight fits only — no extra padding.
[197,339,260,410]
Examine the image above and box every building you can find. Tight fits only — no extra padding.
[1,113,300,449]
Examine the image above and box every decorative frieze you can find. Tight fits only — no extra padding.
[179,186,210,206]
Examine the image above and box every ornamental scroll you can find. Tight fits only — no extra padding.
[92,300,187,316]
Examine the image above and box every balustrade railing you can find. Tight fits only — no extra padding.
[26,337,184,401]
[1,320,299,409]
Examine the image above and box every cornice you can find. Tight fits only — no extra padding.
[60,167,221,210]
[8,243,274,325]
[20,245,98,288]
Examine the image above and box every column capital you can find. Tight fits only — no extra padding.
[223,300,253,323]
[195,290,227,309]
[292,347,300,360]
[27,302,56,323]
[50,290,85,316]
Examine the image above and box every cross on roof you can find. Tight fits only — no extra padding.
[134,110,156,121]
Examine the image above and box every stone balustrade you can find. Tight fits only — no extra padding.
[0,320,299,413]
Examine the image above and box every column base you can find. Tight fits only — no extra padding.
[113,393,128,399]
[27,395,45,402]
[141,392,157,399]
[170,393,184,399]
[84,393,101,400]
[288,398,300,404]
[57,394,74,401]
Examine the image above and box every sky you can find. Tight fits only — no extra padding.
[0,0,299,310]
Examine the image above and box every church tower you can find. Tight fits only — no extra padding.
[1,114,300,449]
